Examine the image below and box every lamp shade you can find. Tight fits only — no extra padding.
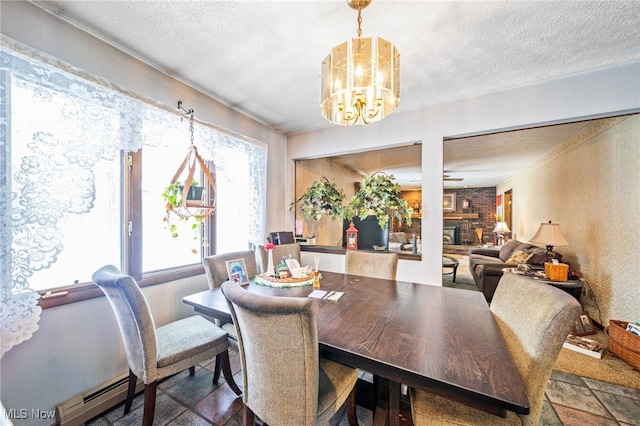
[529,221,569,247]
[492,221,510,234]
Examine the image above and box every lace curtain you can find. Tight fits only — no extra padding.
[0,37,266,357]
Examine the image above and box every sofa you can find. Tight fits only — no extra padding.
[469,239,562,302]
[388,232,415,252]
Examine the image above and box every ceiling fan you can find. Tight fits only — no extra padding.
[443,174,464,181]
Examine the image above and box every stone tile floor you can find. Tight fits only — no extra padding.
[86,349,640,426]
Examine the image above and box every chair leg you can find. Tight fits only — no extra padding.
[346,386,358,426]
[124,369,137,414]
[243,403,255,426]
[217,350,242,395]
[142,381,157,426]
[189,365,196,376]
[213,353,223,384]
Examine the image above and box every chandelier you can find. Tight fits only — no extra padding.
[321,0,400,125]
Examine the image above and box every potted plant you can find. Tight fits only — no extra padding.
[290,177,346,221]
[162,180,208,250]
[346,172,413,229]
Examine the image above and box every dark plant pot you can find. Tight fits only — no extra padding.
[180,185,204,201]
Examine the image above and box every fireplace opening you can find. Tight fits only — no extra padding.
[443,223,459,245]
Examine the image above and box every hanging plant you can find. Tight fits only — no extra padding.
[162,180,208,251]
[161,103,216,253]
[346,172,413,229]
[290,177,346,221]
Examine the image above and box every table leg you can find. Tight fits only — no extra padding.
[453,264,458,282]
[388,380,400,426]
[372,377,400,426]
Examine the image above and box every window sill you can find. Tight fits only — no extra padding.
[38,264,205,309]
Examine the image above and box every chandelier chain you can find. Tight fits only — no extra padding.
[189,113,195,145]
[356,10,363,37]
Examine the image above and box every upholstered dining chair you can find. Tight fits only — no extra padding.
[202,250,259,349]
[220,281,359,426]
[409,272,581,426]
[92,265,241,426]
[203,250,259,289]
[256,242,301,274]
[345,250,399,280]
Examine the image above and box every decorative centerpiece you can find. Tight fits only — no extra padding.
[253,270,317,288]
[254,244,316,287]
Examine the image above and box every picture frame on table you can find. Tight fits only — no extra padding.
[443,193,456,212]
[225,259,249,285]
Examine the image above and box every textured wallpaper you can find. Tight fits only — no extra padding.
[498,114,640,325]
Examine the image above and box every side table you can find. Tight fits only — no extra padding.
[504,270,583,300]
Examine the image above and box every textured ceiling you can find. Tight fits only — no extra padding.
[29,0,640,188]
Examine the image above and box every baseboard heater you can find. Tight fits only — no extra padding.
[56,374,143,426]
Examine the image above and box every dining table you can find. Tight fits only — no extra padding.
[182,271,530,426]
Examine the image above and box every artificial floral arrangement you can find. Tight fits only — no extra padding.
[346,172,413,229]
[290,177,346,221]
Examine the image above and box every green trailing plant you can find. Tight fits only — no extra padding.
[162,180,208,250]
[346,172,413,229]
[290,177,346,221]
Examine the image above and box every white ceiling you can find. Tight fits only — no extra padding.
[30,0,640,188]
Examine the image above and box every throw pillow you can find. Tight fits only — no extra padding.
[526,247,563,265]
[505,249,534,265]
[499,240,530,262]
[526,248,548,266]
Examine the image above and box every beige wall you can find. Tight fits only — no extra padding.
[293,159,362,245]
[497,115,640,324]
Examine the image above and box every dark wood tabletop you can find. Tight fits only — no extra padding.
[183,271,529,425]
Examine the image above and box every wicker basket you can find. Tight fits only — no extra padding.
[606,320,640,370]
[544,262,568,281]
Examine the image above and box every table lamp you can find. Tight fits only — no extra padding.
[529,220,569,262]
[492,221,510,246]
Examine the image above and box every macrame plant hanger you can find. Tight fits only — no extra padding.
[167,101,216,219]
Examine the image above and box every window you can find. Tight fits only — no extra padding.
[2,42,267,298]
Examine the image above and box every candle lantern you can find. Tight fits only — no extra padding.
[346,221,359,250]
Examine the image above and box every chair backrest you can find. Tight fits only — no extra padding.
[490,273,581,426]
[221,281,319,426]
[256,243,301,273]
[202,250,259,289]
[92,265,158,383]
[344,250,399,280]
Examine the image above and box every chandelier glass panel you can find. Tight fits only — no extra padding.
[321,0,400,125]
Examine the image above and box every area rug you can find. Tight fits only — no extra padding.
[442,255,478,292]
[553,328,640,389]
